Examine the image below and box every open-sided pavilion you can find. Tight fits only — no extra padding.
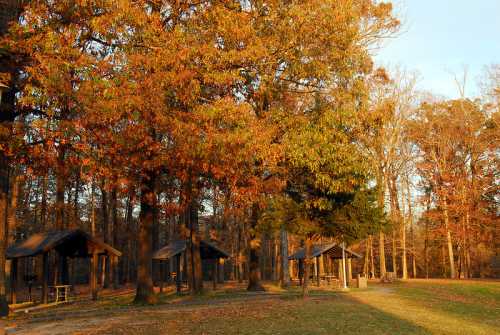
[288,242,362,286]
[153,239,230,292]
[6,229,122,304]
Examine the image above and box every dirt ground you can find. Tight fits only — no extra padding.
[3,279,500,335]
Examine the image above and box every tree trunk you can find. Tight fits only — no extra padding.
[101,182,110,288]
[379,231,386,279]
[392,231,397,275]
[111,186,119,288]
[72,173,80,228]
[247,204,264,291]
[0,155,10,315]
[0,0,25,315]
[134,172,157,304]
[376,172,386,279]
[443,196,456,278]
[302,237,312,298]
[55,147,66,230]
[401,223,407,280]
[7,174,19,243]
[152,191,159,287]
[388,175,402,278]
[280,228,289,287]
[40,174,48,230]
[424,191,430,278]
[237,224,243,283]
[185,198,203,294]
[369,235,375,278]
[363,237,370,276]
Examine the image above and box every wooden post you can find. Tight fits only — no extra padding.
[10,258,17,304]
[337,259,343,284]
[347,258,352,284]
[42,252,49,304]
[298,259,303,286]
[341,242,347,289]
[315,257,320,286]
[218,258,224,284]
[108,255,114,289]
[213,258,218,290]
[175,254,181,294]
[319,254,325,276]
[91,252,98,300]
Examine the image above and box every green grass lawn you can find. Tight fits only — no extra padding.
[7,279,500,335]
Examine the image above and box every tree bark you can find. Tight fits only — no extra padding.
[101,182,110,288]
[0,0,27,315]
[40,174,48,230]
[111,186,119,288]
[186,198,203,294]
[152,191,159,287]
[55,147,67,230]
[388,175,402,277]
[369,235,375,278]
[0,155,9,315]
[7,174,19,243]
[302,237,312,298]
[72,173,80,228]
[134,172,157,304]
[392,231,397,275]
[247,204,264,291]
[443,196,456,278]
[363,237,370,276]
[376,171,386,279]
[280,228,290,287]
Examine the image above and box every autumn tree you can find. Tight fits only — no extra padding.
[359,67,417,279]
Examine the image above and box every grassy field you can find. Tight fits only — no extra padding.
[5,279,500,335]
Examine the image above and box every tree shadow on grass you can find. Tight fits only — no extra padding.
[180,293,431,335]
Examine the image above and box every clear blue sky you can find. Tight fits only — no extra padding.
[374,0,500,98]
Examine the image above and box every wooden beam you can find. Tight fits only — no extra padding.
[91,252,98,300]
[42,252,49,304]
[315,257,320,286]
[347,258,352,284]
[175,254,181,294]
[10,258,17,304]
[218,258,224,284]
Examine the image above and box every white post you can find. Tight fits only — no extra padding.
[342,242,347,289]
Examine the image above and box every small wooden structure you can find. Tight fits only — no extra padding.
[6,229,122,304]
[288,243,362,286]
[153,239,230,292]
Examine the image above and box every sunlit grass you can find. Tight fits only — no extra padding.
[9,279,500,335]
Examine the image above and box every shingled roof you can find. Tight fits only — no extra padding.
[153,239,230,260]
[6,229,122,259]
[288,242,361,260]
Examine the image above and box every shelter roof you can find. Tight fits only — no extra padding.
[288,242,361,260]
[153,239,230,260]
[6,229,122,259]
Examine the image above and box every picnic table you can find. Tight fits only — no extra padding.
[49,285,72,303]
[321,274,338,285]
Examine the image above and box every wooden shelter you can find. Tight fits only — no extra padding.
[288,243,361,286]
[153,239,229,292]
[6,229,122,304]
